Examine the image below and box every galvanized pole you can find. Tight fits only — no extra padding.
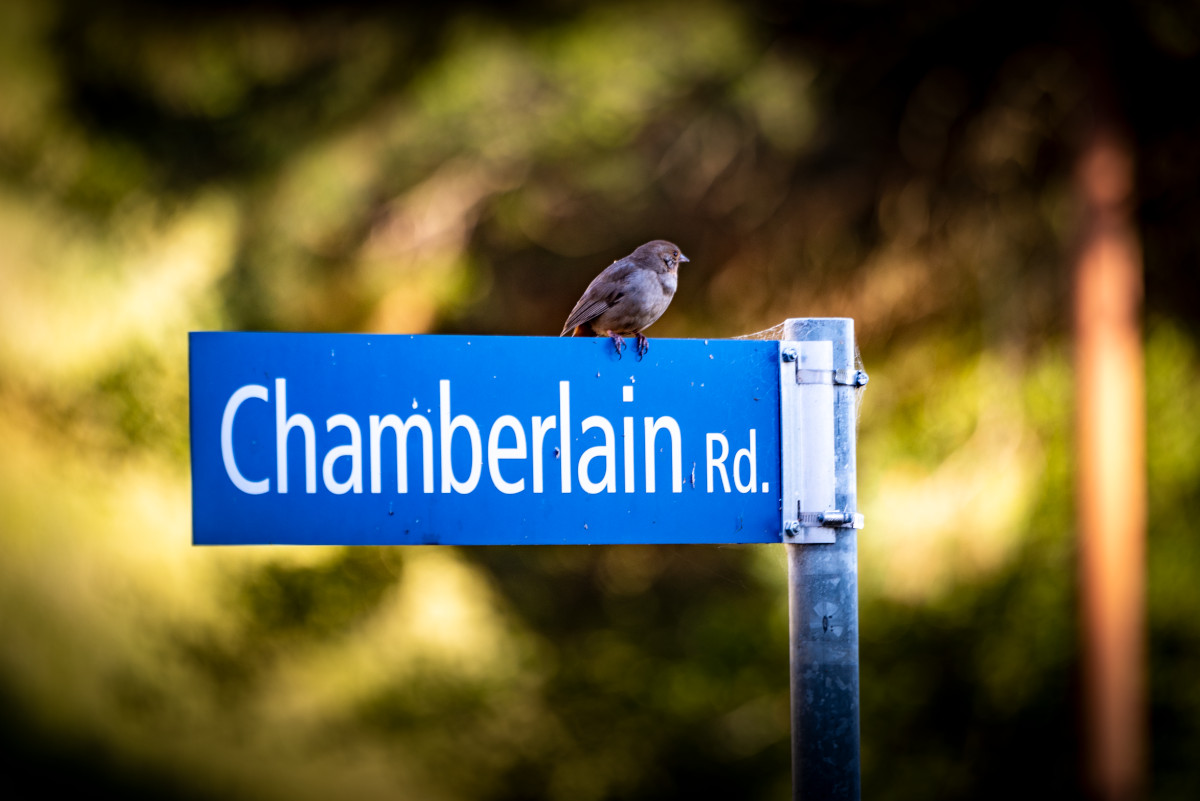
[780,318,863,800]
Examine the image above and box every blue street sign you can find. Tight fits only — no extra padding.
[190,333,783,545]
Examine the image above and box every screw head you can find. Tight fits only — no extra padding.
[782,348,798,362]
[784,520,802,535]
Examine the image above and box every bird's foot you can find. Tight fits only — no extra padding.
[607,332,626,359]
[634,333,649,360]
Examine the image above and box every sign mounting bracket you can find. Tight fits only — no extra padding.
[778,337,865,544]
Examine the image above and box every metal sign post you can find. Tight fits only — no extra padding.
[781,318,865,800]
[188,319,865,796]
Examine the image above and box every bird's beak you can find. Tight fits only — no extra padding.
[679,253,689,264]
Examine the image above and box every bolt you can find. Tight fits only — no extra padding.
[782,348,798,363]
[784,520,802,535]
[855,370,869,387]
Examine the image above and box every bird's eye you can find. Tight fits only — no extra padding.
[672,251,679,258]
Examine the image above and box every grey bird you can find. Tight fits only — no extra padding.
[559,240,688,359]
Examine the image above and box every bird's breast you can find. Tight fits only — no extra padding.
[659,271,678,296]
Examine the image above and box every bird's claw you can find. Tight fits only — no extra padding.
[609,333,626,359]
[634,333,649,360]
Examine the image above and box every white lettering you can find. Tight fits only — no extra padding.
[644,416,683,493]
[440,379,481,493]
[224,377,740,499]
[531,415,556,494]
[559,381,572,493]
[579,416,616,494]
[623,416,635,493]
[221,384,270,494]
[275,378,316,494]
[488,415,527,494]
[370,414,434,493]
[706,433,731,493]
[323,414,363,494]
[734,429,757,493]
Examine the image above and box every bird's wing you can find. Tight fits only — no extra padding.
[560,298,616,335]
[559,260,638,335]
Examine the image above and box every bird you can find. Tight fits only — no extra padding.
[559,240,688,359]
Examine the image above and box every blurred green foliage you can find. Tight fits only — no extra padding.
[1,0,1198,798]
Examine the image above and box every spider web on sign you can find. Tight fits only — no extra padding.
[735,321,868,428]
[733,322,787,342]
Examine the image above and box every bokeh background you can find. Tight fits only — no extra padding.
[1,0,1198,798]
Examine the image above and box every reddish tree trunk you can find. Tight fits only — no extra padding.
[1074,128,1146,801]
